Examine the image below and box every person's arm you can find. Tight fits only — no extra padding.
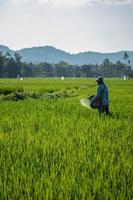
[91,85,103,103]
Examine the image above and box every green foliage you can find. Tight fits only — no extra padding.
[0,87,23,95]
[0,78,133,199]
[0,79,85,101]
[0,51,132,78]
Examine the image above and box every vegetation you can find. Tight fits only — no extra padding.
[0,51,133,78]
[0,78,133,199]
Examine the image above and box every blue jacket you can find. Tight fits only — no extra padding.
[92,83,109,106]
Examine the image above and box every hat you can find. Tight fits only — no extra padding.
[96,76,103,83]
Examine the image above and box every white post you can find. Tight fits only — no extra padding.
[124,75,126,80]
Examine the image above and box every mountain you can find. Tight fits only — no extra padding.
[18,46,71,64]
[0,45,14,56]
[0,45,133,66]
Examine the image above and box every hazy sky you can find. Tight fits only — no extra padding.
[0,0,133,53]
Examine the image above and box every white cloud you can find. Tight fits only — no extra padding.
[38,0,95,7]
[11,0,35,3]
[1,0,133,6]
[38,0,133,7]
[0,0,34,5]
[103,0,133,5]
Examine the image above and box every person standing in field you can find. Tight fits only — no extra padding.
[91,76,111,115]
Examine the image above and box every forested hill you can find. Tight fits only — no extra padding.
[0,45,133,66]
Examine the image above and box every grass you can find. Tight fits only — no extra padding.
[0,78,133,199]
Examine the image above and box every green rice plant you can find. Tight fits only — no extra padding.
[0,78,133,200]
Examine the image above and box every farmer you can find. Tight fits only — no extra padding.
[91,76,111,115]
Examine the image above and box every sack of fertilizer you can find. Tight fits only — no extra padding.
[80,95,100,109]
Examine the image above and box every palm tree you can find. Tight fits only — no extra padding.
[128,59,130,65]
[123,52,129,65]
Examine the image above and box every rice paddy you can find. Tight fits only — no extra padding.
[0,78,133,200]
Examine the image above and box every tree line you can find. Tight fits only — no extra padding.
[0,51,133,78]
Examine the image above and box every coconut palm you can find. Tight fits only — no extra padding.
[123,52,129,65]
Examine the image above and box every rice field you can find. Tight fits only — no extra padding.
[0,78,133,200]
